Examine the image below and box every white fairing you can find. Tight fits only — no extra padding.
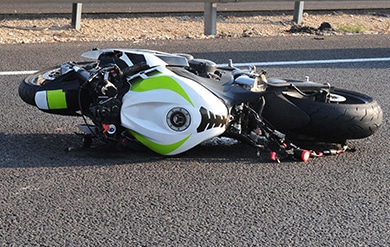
[81,48,189,67]
[121,66,229,155]
[35,91,49,110]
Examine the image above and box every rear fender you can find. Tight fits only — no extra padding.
[262,92,310,130]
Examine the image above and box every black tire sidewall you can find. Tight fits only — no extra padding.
[18,72,45,106]
[286,88,383,141]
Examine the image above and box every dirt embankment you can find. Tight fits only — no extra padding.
[0,10,389,44]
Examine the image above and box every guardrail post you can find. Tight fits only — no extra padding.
[293,1,304,24]
[204,2,217,35]
[71,3,83,30]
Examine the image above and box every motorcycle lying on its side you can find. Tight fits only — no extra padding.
[19,49,383,162]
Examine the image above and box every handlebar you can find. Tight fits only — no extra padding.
[71,63,118,97]
[73,65,92,82]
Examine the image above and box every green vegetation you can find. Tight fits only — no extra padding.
[337,24,366,33]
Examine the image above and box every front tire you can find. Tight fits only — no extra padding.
[286,89,383,142]
[18,67,62,106]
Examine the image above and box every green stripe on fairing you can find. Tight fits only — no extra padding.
[131,75,194,106]
[47,89,67,109]
[129,130,191,155]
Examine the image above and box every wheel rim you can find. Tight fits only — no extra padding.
[333,89,372,104]
[28,68,61,86]
[328,93,346,103]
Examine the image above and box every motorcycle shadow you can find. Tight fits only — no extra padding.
[0,133,266,168]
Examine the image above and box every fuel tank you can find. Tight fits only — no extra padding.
[121,66,229,155]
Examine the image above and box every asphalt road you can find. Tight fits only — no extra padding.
[1,35,389,246]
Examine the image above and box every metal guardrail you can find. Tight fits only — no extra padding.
[2,0,382,35]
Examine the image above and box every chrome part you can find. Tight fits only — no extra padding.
[328,93,347,103]
[41,68,62,81]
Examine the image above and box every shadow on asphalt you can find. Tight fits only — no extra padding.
[1,132,369,169]
[0,133,264,168]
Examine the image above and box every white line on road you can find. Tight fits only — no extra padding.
[0,70,38,76]
[1,57,389,76]
[216,57,390,67]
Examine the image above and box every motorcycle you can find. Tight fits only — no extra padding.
[19,48,383,162]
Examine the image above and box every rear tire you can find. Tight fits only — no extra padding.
[286,89,383,142]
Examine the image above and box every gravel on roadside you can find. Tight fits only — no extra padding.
[0,10,389,44]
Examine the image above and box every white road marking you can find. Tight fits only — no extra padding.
[216,57,390,67]
[1,57,389,76]
[0,70,38,76]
